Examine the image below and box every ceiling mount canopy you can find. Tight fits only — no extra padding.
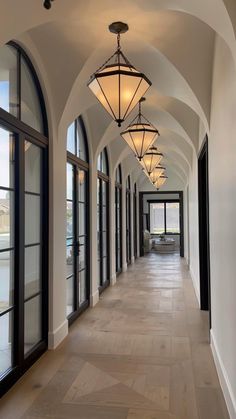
[120,97,160,159]
[139,145,163,174]
[43,0,54,9]
[154,175,168,189]
[149,165,166,183]
[87,22,151,127]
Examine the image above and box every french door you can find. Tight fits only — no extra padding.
[126,189,131,264]
[66,159,89,323]
[115,185,122,274]
[0,124,48,396]
[97,175,109,291]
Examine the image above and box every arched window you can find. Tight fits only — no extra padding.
[66,116,90,323]
[0,42,48,395]
[133,183,138,258]
[126,175,131,264]
[115,165,122,274]
[97,148,109,291]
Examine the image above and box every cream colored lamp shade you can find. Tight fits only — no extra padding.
[155,175,168,189]
[121,98,160,159]
[139,146,163,174]
[149,165,165,183]
[88,23,151,127]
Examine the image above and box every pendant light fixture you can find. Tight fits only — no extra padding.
[120,97,160,159]
[87,22,151,127]
[155,175,168,189]
[149,165,165,183]
[139,145,163,174]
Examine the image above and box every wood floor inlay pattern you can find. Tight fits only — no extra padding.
[0,253,229,419]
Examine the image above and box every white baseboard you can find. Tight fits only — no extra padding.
[111,274,116,286]
[48,319,68,349]
[189,266,200,307]
[90,290,99,307]
[211,330,236,419]
[122,263,127,272]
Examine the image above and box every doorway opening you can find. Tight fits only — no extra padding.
[198,138,211,325]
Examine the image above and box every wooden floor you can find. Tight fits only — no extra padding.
[0,253,229,419]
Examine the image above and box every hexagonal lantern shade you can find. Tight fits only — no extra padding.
[120,98,159,159]
[139,146,163,174]
[154,175,168,189]
[88,22,151,127]
[149,165,165,183]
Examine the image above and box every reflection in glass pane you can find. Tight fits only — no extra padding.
[0,128,14,189]
[102,232,107,257]
[66,276,74,316]
[21,55,43,133]
[102,257,107,283]
[77,122,87,162]
[66,246,74,278]
[25,194,40,245]
[78,170,85,202]
[79,270,86,304]
[0,251,14,313]
[67,163,73,200]
[25,246,40,299]
[78,203,85,236]
[102,180,107,202]
[79,240,85,271]
[24,295,41,355]
[97,153,101,172]
[0,311,13,376]
[67,122,75,154]
[97,179,100,203]
[25,142,41,193]
[0,190,14,250]
[0,45,18,117]
[66,201,73,238]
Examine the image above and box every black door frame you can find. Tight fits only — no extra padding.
[139,191,184,257]
[126,184,132,264]
[115,182,123,274]
[198,138,211,324]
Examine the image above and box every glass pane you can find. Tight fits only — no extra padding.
[97,153,101,172]
[102,181,107,203]
[21,55,43,133]
[77,121,87,162]
[25,194,40,245]
[78,170,85,202]
[25,246,40,299]
[67,122,75,154]
[97,178,100,203]
[102,205,107,229]
[0,45,18,117]
[67,163,73,200]
[78,238,85,271]
[0,311,13,376]
[0,251,14,313]
[0,128,14,189]
[102,150,108,175]
[0,190,14,250]
[67,201,73,238]
[102,257,107,283]
[97,260,100,287]
[25,142,41,193]
[166,202,180,233]
[66,246,74,278]
[79,270,86,305]
[150,203,165,234]
[78,203,85,236]
[24,295,41,355]
[102,232,107,257]
[66,276,74,316]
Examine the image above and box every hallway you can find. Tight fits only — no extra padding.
[0,254,229,419]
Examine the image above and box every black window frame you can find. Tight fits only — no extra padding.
[115,164,122,274]
[133,183,138,259]
[126,175,131,265]
[97,148,110,293]
[0,42,49,397]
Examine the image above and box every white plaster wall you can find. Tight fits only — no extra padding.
[208,35,236,416]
